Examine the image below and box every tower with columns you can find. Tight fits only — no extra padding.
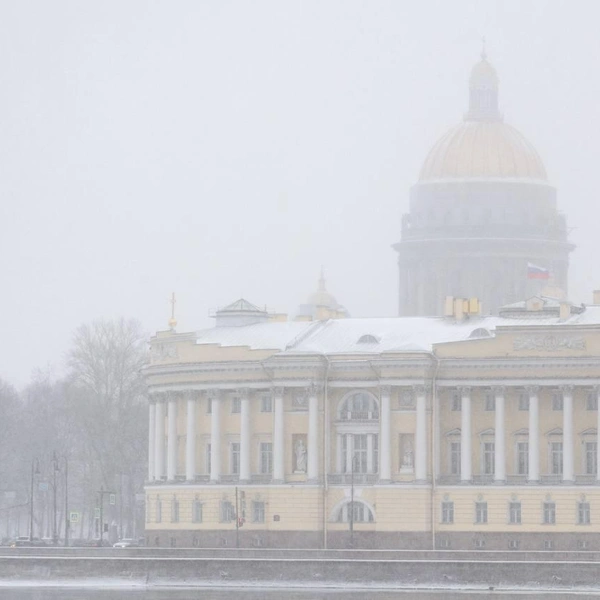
[144,294,600,550]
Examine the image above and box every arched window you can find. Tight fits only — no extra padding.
[339,392,379,421]
[334,500,375,523]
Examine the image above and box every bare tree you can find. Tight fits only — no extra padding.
[66,318,148,538]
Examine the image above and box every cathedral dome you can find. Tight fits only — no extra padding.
[419,54,547,183]
[419,120,547,182]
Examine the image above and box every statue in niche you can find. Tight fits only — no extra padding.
[400,435,414,473]
[294,438,307,473]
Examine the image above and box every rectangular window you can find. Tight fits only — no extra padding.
[156,497,162,523]
[206,443,211,474]
[550,442,563,475]
[231,442,240,475]
[171,497,179,523]
[517,441,529,476]
[578,501,591,525]
[450,441,461,476]
[482,442,495,475]
[192,499,203,523]
[587,391,598,411]
[518,392,529,411]
[441,501,454,524]
[260,395,273,413]
[451,393,461,412]
[252,501,265,523]
[231,397,241,414]
[220,500,235,523]
[552,391,563,411]
[353,434,368,474]
[475,501,488,524]
[543,501,556,524]
[484,392,495,411]
[207,398,212,414]
[585,441,598,475]
[260,442,273,474]
[509,501,522,524]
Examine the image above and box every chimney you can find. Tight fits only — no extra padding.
[593,290,600,305]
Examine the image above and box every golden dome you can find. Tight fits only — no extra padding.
[419,121,548,182]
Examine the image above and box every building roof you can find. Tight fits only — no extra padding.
[194,307,600,356]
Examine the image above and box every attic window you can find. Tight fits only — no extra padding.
[469,328,492,339]
[357,334,379,344]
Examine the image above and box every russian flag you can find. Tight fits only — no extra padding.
[527,262,550,280]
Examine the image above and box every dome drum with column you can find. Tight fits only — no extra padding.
[394,55,574,316]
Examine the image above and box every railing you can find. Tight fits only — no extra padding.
[438,474,600,486]
[339,410,379,421]
[251,474,273,484]
[328,473,379,485]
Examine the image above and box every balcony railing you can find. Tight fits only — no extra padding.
[339,410,379,421]
[328,473,379,485]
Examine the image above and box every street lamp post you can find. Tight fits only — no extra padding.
[28,459,40,542]
[349,453,355,548]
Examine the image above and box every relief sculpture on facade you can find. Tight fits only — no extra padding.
[513,335,586,352]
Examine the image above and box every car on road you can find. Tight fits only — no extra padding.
[10,537,47,548]
[113,538,138,548]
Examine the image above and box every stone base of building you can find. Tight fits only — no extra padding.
[146,529,600,551]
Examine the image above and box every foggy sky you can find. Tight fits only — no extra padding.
[2,0,599,386]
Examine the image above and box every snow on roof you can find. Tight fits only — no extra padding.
[194,306,600,356]
[218,298,265,313]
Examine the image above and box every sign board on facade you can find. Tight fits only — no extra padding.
[38,482,49,492]
[94,507,101,519]
[109,493,116,506]
[69,511,79,523]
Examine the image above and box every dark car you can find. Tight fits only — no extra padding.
[10,537,47,548]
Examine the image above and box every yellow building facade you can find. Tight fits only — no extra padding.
[144,295,600,550]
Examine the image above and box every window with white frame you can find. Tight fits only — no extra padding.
[578,501,591,525]
[339,392,379,421]
[550,441,563,475]
[192,497,203,523]
[171,496,179,523]
[451,392,461,412]
[335,500,374,523]
[252,501,265,523]
[475,501,488,524]
[482,441,495,475]
[517,441,529,476]
[484,392,495,411]
[552,391,563,411]
[450,440,461,476]
[587,391,598,411]
[231,397,241,414]
[518,392,529,411]
[441,501,454,524]
[585,441,597,475]
[220,500,235,523]
[230,442,240,475]
[260,394,273,413]
[259,442,273,474]
[543,501,556,524]
[341,433,379,474]
[156,496,162,523]
[509,501,521,524]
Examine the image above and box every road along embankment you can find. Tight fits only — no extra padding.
[1,552,600,591]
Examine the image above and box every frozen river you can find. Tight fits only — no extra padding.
[1,588,597,600]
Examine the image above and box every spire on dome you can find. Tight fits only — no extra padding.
[465,47,502,122]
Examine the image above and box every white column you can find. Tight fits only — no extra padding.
[240,389,251,482]
[494,387,506,482]
[210,392,221,482]
[415,386,427,481]
[154,398,165,480]
[367,434,374,474]
[379,385,391,481]
[596,386,600,483]
[460,387,472,482]
[185,391,197,481]
[528,386,540,482]
[167,394,177,481]
[336,434,343,473]
[273,387,285,482]
[562,385,574,482]
[148,400,156,481]
[307,386,319,481]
